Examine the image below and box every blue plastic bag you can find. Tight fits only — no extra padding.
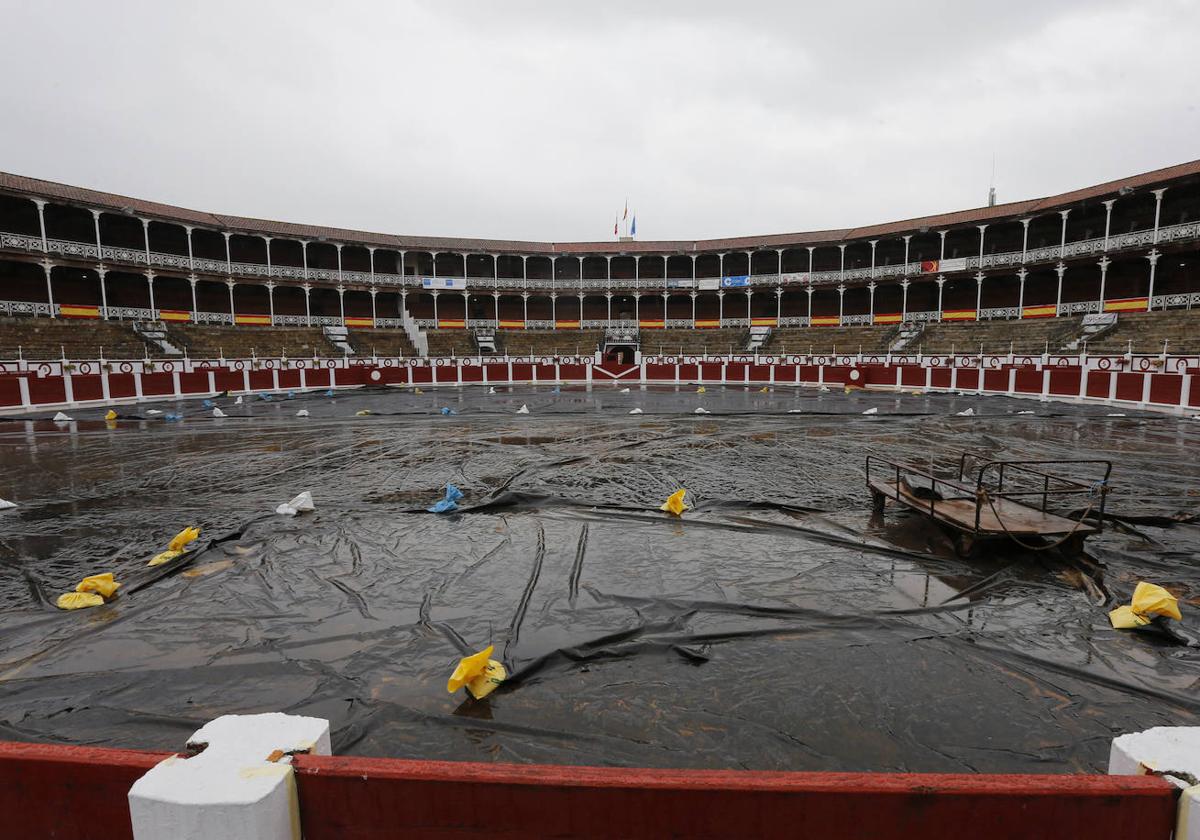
[428,483,465,513]
[440,407,458,416]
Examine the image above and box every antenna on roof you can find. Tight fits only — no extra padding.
[987,154,997,207]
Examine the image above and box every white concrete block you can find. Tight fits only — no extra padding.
[1110,726,1200,840]
[129,713,331,840]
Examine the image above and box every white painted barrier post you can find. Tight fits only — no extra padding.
[1109,726,1200,840]
[128,713,331,840]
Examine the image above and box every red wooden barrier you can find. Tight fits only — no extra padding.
[292,755,1178,840]
[0,742,170,840]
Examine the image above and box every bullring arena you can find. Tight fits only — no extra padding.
[1,162,1198,838]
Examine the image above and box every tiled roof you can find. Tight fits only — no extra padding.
[2,158,1198,255]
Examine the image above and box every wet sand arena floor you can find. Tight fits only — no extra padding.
[0,384,1197,772]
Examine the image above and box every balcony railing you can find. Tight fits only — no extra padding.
[2,221,1198,296]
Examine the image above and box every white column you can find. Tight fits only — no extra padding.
[901,279,910,319]
[1151,189,1166,244]
[1020,218,1031,263]
[266,282,275,325]
[662,291,669,324]
[1055,262,1066,313]
[188,276,197,322]
[34,200,53,318]
[141,218,152,268]
[432,290,439,322]
[977,224,987,267]
[938,230,947,263]
[551,293,557,328]
[522,292,529,322]
[974,272,983,314]
[902,235,911,273]
[1146,249,1161,310]
[43,262,54,317]
[91,209,103,258]
[370,288,378,326]
[99,267,110,319]
[303,284,311,326]
[606,291,612,322]
[776,248,783,283]
[806,246,814,278]
[690,291,697,326]
[837,284,845,324]
[869,240,877,278]
[868,282,876,321]
[336,244,344,284]
[226,279,236,321]
[1102,200,1115,252]
[338,285,346,325]
[147,272,156,315]
[1017,268,1027,313]
[264,236,273,280]
[185,226,195,272]
[775,287,783,321]
[806,286,813,322]
[1058,210,1070,258]
[301,241,309,280]
[936,276,946,320]
[718,290,724,322]
[838,244,846,282]
[1098,256,1110,307]
[223,232,232,275]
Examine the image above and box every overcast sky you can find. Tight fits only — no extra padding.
[1,0,1197,242]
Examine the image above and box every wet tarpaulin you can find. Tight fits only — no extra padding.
[0,385,1197,773]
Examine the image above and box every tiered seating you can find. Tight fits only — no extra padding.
[425,330,477,357]
[641,328,746,355]
[500,330,603,357]
[766,325,894,354]
[170,326,336,358]
[918,317,1081,354]
[347,329,416,357]
[1084,310,1200,354]
[0,317,148,359]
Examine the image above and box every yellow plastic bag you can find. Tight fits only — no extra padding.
[1130,582,1182,621]
[413,387,424,395]
[56,592,105,610]
[355,410,372,416]
[1109,581,1182,629]
[696,387,706,394]
[169,526,201,553]
[76,573,120,599]
[104,410,118,421]
[447,645,507,700]
[660,489,690,517]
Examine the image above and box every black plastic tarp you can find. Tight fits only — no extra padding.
[0,385,1197,773]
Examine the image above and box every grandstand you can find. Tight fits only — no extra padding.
[0,159,1197,364]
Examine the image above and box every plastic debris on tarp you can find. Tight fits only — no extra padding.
[56,592,105,610]
[440,407,458,416]
[276,491,315,517]
[629,408,643,415]
[286,391,296,399]
[259,393,273,402]
[660,489,691,517]
[1109,582,1183,629]
[447,644,507,700]
[234,396,244,405]
[818,386,830,393]
[0,498,15,510]
[1107,413,1127,418]
[52,412,73,422]
[413,387,424,395]
[104,410,118,421]
[1017,410,1035,415]
[694,407,710,414]
[620,387,631,394]
[428,484,464,514]
[488,387,496,394]
[212,408,227,418]
[164,413,181,422]
[516,405,530,415]
[325,389,335,397]
[202,399,214,409]
[696,387,706,394]
[146,409,163,416]
[759,387,769,393]
[956,408,975,417]
[355,410,372,416]
[862,407,878,415]
[552,387,561,395]
[788,409,803,414]
[296,409,310,417]
[149,526,201,566]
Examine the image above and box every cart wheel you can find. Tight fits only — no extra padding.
[954,533,978,558]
